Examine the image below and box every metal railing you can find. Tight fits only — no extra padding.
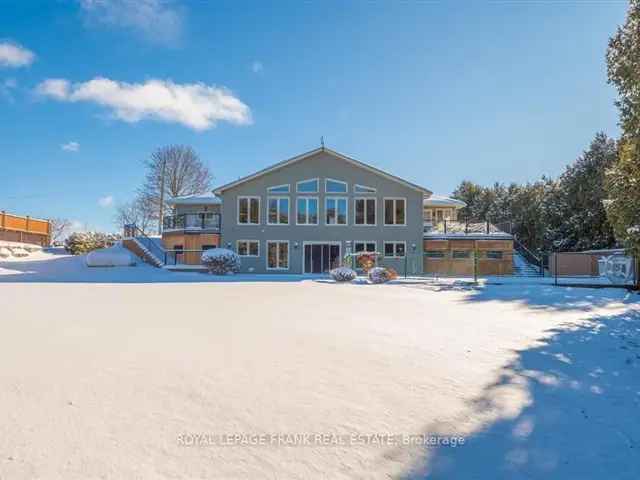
[162,213,221,231]
[125,223,167,265]
[513,235,544,276]
[424,220,512,235]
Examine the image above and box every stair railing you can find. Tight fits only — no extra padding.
[127,224,167,265]
[513,235,544,276]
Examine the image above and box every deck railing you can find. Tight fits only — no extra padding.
[162,213,221,231]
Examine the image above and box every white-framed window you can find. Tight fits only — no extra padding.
[238,196,260,225]
[237,240,259,257]
[354,241,376,253]
[266,240,289,270]
[354,184,376,194]
[384,197,406,226]
[267,184,290,194]
[296,196,319,225]
[325,178,348,193]
[267,196,289,225]
[297,178,319,193]
[325,197,348,225]
[354,197,376,226]
[384,241,406,258]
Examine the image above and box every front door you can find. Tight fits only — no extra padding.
[304,243,341,273]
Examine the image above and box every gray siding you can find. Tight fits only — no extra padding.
[219,151,424,274]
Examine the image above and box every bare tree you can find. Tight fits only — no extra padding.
[49,218,72,244]
[139,145,213,232]
[114,197,156,235]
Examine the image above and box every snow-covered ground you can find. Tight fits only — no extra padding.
[0,251,638,479]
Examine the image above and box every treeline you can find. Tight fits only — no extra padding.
[451,133,618,253]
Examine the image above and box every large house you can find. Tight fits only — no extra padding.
[144,147,514,275]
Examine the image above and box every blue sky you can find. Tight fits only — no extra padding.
[0,0,628,232]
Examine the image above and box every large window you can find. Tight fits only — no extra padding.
[384,241,406,258]
[267,241,289,270]
[267,196,289,225]
[326,197,347,225]
[237,240,259,257]
[354,198,376,225]
[325,178,348,193]
[238,196,260,225]
[297,197,318,225]
[354,184,376,194]
[297,178,319,193]
[354,241,376,253]
[384,198,406,225]
[267,184,289,194]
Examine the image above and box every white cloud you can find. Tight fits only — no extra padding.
[61,141,80,152]
[79,0,184,45]
[98,195,114,207]
[251,61,263,74]
[36,77,252,131]
[0,41,35,68]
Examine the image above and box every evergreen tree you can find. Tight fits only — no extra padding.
[606,0,640,257]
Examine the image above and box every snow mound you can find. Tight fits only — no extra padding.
[86,246,136,267]
[0,247,11,258]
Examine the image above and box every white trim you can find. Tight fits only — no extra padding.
[237,196,261,225]
[295,196,319,225]
[266,240,290,270]
[325,196,348,226]
[325,178,348,194]
[301,241,342,274]
[236,239,260,257]
[296,177,319,194]
[213,147,432,195]
[266,196,290,225]
[267,184,290,194]
[354,184,376,194]
[383,240,407,258]
[383,197,407,226]
[353,197,377,226]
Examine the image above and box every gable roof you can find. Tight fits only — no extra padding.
[213,147,432,195]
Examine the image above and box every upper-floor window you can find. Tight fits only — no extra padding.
[325,178,348,193]
[238,196,260,225]
[297,197,318,225]
[268,184,290,194]
[384,198,406,225]
[297,178,319,194]
[354,198,376,225]
[326,197,347,225]
[267,196,289,225]
[354,184,376,194]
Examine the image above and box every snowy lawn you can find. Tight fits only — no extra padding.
[0,252,639,479]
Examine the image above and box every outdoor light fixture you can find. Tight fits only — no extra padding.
[294,242,299,249]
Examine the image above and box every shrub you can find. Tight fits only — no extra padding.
[64,232,121,255]
[330,266,357,282]
[368,267,393,284]
[201,248,241,275]
[386,267,399,280]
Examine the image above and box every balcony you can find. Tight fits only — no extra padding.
[163,213,221,232]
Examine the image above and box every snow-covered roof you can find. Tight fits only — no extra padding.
[166,193,222,206]
[423,195,466,209]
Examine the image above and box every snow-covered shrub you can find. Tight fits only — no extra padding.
[201,248,240,275]
[0,247,10,258]
[65,232,121,255]
[330,266,357,282]
[10,247,29,257]
[368,267,393,284]
[86,246,135,267]
[356,252,377,273]
[386,267,399,280]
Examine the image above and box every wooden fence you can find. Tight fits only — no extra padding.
[0,211,51,246]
